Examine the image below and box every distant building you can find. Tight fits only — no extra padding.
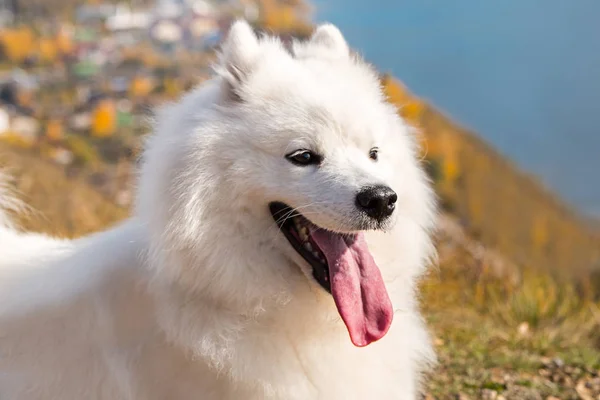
[106,5,151,33]
[0,0,14,27]
[11,114,40,143]
[150,18,183,47]
[69,111,92,132]
[76,4,116,26]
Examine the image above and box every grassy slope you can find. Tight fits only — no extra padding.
[424,230,600,399]
[2,143,599,399]
[383,77,600,286]
[0,143,127,237]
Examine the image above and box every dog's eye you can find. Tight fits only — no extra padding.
[369,147,379,161]
[286,150,321,166]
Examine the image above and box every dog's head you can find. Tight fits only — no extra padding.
[137,21,436,347]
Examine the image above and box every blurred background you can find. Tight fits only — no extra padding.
[0,1,598,398]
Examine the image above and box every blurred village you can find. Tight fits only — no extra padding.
[0,0,312,207]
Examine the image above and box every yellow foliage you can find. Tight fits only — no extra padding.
[0,132,36,148]
[91,100,116,138]
[259,0,312,35]
[129,76,153,98]
[56,30,74,55]
[438,129,460,183]
[39,37,58,63]
[382,77,412,106]
[164,77,182,98]
[65,135,100,165]
[443,158,459,185]
[46,119,64,141]
[0,27,35,63]
[531,214,549,250]
[400,101,425,125]
[381,77,424,125]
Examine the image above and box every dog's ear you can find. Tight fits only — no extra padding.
[309,24,349,58]
[218,20,259,101]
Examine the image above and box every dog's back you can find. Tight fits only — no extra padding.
[0,216,246,400]
[0,213,159,399]
[0,174,143,399]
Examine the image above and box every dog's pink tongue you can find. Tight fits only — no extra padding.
[311,231,393,347]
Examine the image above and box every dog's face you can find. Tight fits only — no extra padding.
[138,22,435,347]
[236,93,399,234]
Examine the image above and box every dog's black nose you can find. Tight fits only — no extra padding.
[356,185,397,221]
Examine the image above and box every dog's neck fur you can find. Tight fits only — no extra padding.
[145,259,425,399]
[0,218,429,399]
[135,210,430,398]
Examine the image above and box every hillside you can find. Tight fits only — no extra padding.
[0,143,127,237]
[382,76,600,297]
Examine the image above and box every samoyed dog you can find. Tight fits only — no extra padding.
[0,21,436,399]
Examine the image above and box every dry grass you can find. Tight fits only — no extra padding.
[422,236,600,398]
[0,143,127,237]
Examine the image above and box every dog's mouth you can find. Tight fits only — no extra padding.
[269,201,332,293]
[269,201,393,347]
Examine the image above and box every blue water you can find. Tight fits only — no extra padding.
[313,0,600,218]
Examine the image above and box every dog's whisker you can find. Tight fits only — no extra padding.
[265,202,330,240]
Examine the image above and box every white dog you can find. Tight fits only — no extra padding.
[0,21,437,399]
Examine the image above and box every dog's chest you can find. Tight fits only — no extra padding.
[130,331,411,400]
[217,336,409,399]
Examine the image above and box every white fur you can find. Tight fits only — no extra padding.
[0,21,437,399]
